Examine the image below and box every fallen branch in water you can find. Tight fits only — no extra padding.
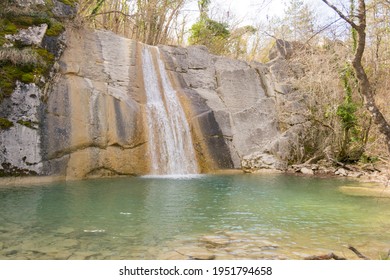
[304,253,346,260]
[348,245,370,260]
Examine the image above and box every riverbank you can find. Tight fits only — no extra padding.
[0,176,65,188]
[286,160,390,198]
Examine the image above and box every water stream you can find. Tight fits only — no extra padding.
[142,46,198,175]
[1,174,389,260]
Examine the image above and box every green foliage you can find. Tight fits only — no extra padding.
[359,154,378,163]
[336,64,368,162]
[337,65,358,130]
[189,18,230,54]
[0,118,14,130]
[91,0,106,15]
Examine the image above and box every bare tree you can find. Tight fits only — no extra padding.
[322,0,390,153]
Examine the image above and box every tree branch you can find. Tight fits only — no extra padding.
[321,0,359,29]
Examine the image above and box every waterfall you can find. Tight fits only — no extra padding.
[142,45,199,175]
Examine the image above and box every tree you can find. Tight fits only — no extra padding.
[79,0,189,45]
[285,0,316,41]
[188,17,230,54]
[188,0,231,54]
[321,0,390,153]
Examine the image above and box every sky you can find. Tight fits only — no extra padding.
[189,0,337,26]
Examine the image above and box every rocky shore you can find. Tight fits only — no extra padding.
[286,161,390,198]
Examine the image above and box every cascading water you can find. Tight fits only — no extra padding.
[142,45,199,175]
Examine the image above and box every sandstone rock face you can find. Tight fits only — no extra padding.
[40,29,233,178]
[161,42,305,171]
[0,26,305,178]
[41,30,148,179]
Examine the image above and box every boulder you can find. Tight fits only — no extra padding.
[52,0,77,18]
[5,24,48,46]
[15,0,45,6]
[300,167,314,175]
[242,152,287,172]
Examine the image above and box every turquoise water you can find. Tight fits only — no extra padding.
[0,174,389,259]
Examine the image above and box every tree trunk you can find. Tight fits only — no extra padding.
[322,0,390,153]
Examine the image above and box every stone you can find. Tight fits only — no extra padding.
[52,0,77,18]
[54,227,75,235]
[158,251,189,260]
[335,168,347,176]
[0,82,42,175]
[242,152,287,172]
[300,167,314,175]
[269,39,294,60]
[5,24,48,46]
[61,239,79,248]
[15,0,45,7]
[175,247,215,260]
[200,235,230,247]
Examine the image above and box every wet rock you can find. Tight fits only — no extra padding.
[54,227,75,235]
[175,247,215,260]
[68,252,101,260]
[5,250,19,256]
[200,235,230,247]
[159,251,189,260]
[61,239,79,248]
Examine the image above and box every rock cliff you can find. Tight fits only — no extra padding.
[1,19,305,178]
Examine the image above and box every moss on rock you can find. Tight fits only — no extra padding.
[0,118,14,130]
[17,119,39,129]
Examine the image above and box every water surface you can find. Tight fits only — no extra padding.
[1,174,389,259]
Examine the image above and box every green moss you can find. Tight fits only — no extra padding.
[46,20,65,36]
[0,47,56,99]
[3,21,18,34]
[9,15,50,28]
[59,0,78,7]
[0,19,18,46]
[0,118,14,130]
[17,119,38,129]
[0,63,34,98]
[21,73,35,83]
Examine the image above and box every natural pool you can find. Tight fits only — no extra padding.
[0,174,389,260]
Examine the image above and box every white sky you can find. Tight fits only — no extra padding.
[196,0,336,26]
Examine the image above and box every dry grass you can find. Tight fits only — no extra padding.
[0,47,41,65]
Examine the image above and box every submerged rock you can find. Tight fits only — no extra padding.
[175,247,216,260]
